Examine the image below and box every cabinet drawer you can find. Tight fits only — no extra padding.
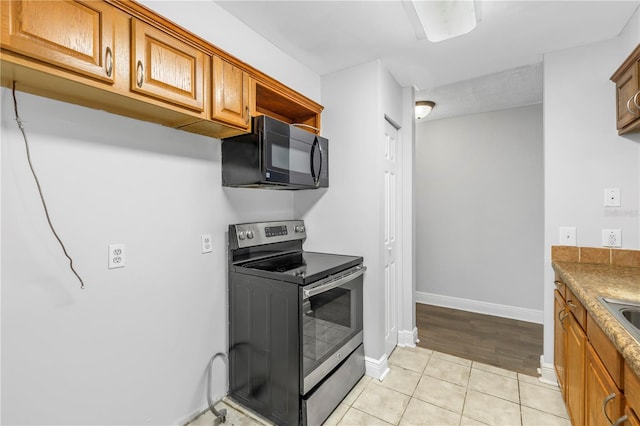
[587,314,623,389]
[566,287,586,330]
[626,363,640,418]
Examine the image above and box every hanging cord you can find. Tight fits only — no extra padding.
[207,352,227,423]
[11,82,85,289]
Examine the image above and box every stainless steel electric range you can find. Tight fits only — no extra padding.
[227,220,365,426]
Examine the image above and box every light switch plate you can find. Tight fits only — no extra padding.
[559,227,577,246]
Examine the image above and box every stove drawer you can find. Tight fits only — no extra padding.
[302,344,365,426]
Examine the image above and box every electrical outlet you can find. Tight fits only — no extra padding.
[602,229,622,248]
[604,188,621,207]
[201,234,212,254]
[108,244,126,269]
[559,227,577,246]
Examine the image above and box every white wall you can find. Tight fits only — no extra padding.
[414,105,544,322]
[1,2,322,424]
[541,9,640,376]
[294,60,413,376]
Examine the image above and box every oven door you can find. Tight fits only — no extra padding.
[301,265,364,395]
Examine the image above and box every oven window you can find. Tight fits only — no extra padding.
[302,287,355,377]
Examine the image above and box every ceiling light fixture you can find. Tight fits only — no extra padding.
[404,0,477,42]
[415,101,435,119]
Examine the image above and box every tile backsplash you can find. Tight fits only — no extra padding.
[552,246,640,267]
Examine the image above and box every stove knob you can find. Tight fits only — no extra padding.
[295,225,305,233]
[238,231,246,240]
[246,230,254,239]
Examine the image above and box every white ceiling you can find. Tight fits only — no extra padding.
[216,0,639,121]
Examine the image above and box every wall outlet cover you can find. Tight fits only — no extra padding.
[201,234,213,254]
[604,188,621,207]
[108,244,126,269]
[602,229,622,248]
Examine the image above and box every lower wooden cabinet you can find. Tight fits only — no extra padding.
[566,311,586,426]
[626,406,640,426]
[585,344,625,426]
[553,276,640,426]
[554,290,568,393]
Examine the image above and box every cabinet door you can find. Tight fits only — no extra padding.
[1,0,116,83]
[130,18,205,112]
[566,313,586,426]
[585,344,624,426]
[554,290,567,395]
[212,56,250,130]
[626,407,640,426]
[616,62,639,130]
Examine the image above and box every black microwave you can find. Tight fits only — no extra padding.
[221,116,328,190]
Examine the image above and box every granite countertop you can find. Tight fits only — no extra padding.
[552,261,640,377]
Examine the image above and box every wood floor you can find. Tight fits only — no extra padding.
[416,304,543,376]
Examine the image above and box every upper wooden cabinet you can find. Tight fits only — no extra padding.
[130,18,206,113]
[611,44,640,135]
[0,0,323,139]
[1,0,117,84]
[211,56,250,130]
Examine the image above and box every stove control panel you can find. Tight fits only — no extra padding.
[230,220,306,249]
[265,225,288,237]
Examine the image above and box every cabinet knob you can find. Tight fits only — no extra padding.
[105,47,113,78]
[136,61,144,88]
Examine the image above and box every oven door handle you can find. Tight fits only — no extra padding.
[303,265,366,299]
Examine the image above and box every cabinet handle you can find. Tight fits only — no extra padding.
[627,96,637,114]
[105,47,113,78]
[554,280,564,287]
[245,106,250,125]
[633,91,640,110]
[136,61,144,88]
[558,310,569,331]
[567,301,578,311]
[602,393,625,426]
[613,415,629,426]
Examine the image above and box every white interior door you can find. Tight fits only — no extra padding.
[384,118,400,355]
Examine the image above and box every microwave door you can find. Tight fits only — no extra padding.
[268,135,315,186]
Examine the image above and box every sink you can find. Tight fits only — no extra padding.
[622,308,640,327]
[598,297,640,344]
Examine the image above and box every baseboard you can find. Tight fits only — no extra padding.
[538,355,559,386]
[365,353,390,381]
[397,328,418,348]
[415,291,544,324]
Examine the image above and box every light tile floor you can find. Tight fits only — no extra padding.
[189,346,570,426]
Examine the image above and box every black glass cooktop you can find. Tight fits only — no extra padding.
[236,251,362,284]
